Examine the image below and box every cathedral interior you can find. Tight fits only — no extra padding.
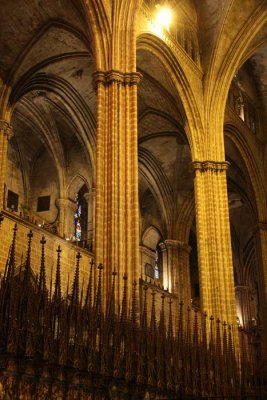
[0,0,266,398]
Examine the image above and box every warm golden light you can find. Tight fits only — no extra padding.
[155,6,172,31]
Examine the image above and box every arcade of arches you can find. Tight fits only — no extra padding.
[0,0,266,354]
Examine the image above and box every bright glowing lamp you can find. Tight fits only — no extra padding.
[155,6,172,31]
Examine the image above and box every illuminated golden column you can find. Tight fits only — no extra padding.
[193,161,237,328]
[94,71,142,297]
[0,120,13,209]
[163,240,191,305]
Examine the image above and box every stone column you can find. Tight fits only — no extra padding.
[193,160,237,328]
[158,242,168,288]
[163,240,191,305]
[235,285,257,330]
[255,222,267,358]
[84,188,96,252]
[56,198,77,239]
[0,120,13,209]
[94,70,142,297]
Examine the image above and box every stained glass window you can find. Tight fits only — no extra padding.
[74,185,88,241]
[155,246,161,279]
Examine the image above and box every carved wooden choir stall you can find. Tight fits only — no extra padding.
[0,221,265,399]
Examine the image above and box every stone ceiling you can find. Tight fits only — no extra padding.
[0,0,266,242]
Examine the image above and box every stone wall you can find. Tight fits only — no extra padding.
[30,150,59,224]
[5,139,25,212]
[0,211,94,294]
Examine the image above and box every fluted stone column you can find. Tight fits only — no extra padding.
[0,120,13,209]
[163,240,191,304]
[193,160,237,328]
[56,198,77,239]
[94,70,142,297]
[84,188,96,252]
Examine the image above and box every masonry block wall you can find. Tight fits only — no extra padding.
[0,212,94,294]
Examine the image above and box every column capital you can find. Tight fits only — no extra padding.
[192,160,230,173]
[93,70,142,87]
[0,120,14,140]
[164,239,191,253]
[158,242,167,252]
[84,187,96,201]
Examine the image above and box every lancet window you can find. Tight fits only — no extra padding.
[74,184,88,242]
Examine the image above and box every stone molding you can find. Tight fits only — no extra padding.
[192,160,230,172]
[0,120,14,140]
[93,70,142,87]
[84,188,96,201]
[56,198,76,211]
[139,245,155,258]
[164,239,191,253]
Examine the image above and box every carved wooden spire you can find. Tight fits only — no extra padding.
[38,236,47,294]
[131,280,137,326]
[148,289,157,387]
[120,274,128,324]
[23,230,33,285]
[166,298,175,391]
[215,318,222,395]
[125,280,138,383]
[53,245,62,303]
[137,284,148,384]
[157,293,166,389]
[85,259,94,310]
[192,309,200,397]
[4,223,17,282]
[95,263,103,316]
[106,270,116,320]
[71,252,81,307]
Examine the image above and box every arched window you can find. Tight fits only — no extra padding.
[74,184,88,242]
[155,243,162,280]
[236,95,245,121]
[142,226,163,281]
[155,248,160,279]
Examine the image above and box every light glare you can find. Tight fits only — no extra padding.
[155,6,172,31]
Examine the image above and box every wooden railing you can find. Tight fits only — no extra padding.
[0,220,265,399]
